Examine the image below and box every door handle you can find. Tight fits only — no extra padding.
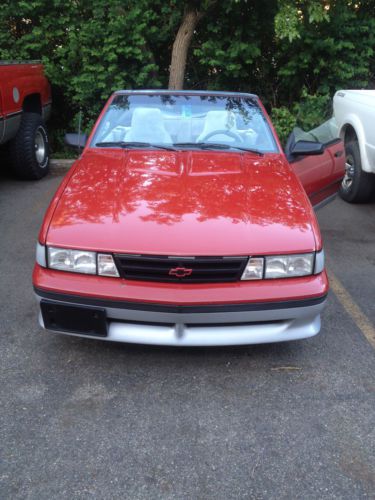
[334,150,344,157]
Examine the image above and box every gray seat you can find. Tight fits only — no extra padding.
[196,110,237,143]
[124,108,172,143]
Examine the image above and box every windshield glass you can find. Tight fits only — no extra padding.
[91,94,278,153]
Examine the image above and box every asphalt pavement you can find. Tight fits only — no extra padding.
[0,169,374,500]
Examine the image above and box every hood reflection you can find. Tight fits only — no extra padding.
[55,150,309,229]
[48,150,314,255]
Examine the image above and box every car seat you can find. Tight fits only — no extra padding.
[124,108,172,143]
[196,110,237,143]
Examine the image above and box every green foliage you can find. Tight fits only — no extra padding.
[271,106,297,145]
[293,90,331,131]
[275,1,330,42]
[275,3,302,42]
[0,0,374,154]
[48,128,73,159]
[272,90,331,145]
[191,0,279,99]
[0,0,177,152]
[275,0,375,102]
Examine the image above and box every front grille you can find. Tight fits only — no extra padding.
[114,254,248,283]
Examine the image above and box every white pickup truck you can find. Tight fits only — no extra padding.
[333,90,375,203]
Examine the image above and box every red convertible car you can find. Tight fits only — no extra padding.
[33,90,345,346]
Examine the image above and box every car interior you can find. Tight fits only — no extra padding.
[93,104,277,152]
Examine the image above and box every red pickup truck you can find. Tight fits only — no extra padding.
[0,61,51,179]
[33,90,345,346]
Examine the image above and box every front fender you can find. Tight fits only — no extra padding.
[339,114,372,173]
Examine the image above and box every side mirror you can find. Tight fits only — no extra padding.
[64,133,88,149]
[290,140,324,156]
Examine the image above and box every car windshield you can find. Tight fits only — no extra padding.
[91,93,278,153]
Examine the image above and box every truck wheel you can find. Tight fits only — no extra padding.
[339,140,374,203]
[9,112,50,180]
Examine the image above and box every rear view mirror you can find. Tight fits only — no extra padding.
[64,133,88,149]
[290,140,324,156]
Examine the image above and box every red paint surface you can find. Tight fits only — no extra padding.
[291,140,345,205]
[34,264,328,305]
[0,63,51,116]
[34,91,345,306]
[43,150,320,255]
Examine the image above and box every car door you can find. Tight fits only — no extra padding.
[286,123,345,208]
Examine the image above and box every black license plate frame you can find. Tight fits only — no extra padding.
[40,300,108,337]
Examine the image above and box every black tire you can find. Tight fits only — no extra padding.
[9,112,50,180]
[339,140,375,203]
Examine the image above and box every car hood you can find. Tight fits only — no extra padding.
[46,149,317,255]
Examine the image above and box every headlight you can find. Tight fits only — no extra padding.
[46,246,120,276]
[48,247,96,274]
[265,253,314,279]
[36,242,47,267]
[314,249,325,274]
[98,253,119,277]
[241,257,264,280]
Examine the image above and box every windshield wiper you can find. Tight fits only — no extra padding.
[95,141,263,155]
[227,145,264,156]
[173,142,264,156]
[95,141,177,151]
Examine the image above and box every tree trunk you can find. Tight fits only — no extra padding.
[168,6,202,90]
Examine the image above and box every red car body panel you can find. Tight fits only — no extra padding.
[33,264,328,305]
[43,149,320,256]
[0,63,51,114]
[0,62,51,144]
[291,140,345,206]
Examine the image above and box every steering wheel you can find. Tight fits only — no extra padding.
[199,129,244,143]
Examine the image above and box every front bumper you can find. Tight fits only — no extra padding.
[35,289,327,346]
